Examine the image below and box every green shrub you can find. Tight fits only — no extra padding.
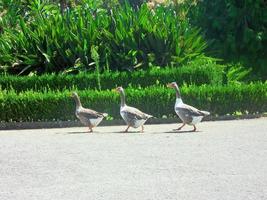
[0,63,224,92]
[190,0,267,79]
[0,83,266,122]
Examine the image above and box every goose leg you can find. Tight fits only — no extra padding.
[88,127,93,133]
[124,125,130,133]
[140,125,144,133]
[173,123,185,131]
[192,125,196,132]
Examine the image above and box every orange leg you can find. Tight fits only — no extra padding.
[140,125,144,133]
[124,125,130,133]
[192,125,196,132]
[173,123,185,131]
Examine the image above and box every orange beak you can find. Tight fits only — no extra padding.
[112,87,119,92]
[167,83,173,88]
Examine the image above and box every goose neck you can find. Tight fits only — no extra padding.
[120,90,126,107]
[174,85,181,99]
[74,95,82,109]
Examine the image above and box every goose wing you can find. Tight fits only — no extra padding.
[77,108,106,119]
[177,104,208,117]
[122,106,152,120]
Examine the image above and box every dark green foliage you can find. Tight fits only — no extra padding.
[1,0,266,80]
[0,63,224,92]
[119,0,145,8]
[0,1,207,75]
[0,83,266,122]
[0,1,107,75]
[190,0,267,79]
[103,4,207,71]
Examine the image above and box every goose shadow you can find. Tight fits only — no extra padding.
[67,131,92,134]
[56,131,91,135]
[111,131,142,134]
[56,131,141,135]
[162,130,201,134]
[56,130,201,135]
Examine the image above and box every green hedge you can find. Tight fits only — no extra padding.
[0,64,224,92]
[0,83,266,122]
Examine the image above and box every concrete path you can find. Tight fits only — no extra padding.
[0,118,266,200]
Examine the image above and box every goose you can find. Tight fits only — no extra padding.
[167,82,210,131]
[71,92,108,132]
[114,87,153,133]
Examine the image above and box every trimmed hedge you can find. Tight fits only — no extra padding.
[0,64,223,92]
[0,83,266,122]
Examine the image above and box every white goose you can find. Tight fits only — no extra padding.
[167,82,210,131]
[71,92,108,132]
[114,87,153,133]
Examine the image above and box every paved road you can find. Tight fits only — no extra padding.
[0,118,266,200]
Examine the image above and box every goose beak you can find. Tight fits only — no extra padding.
[112,88,118,92]
[113,87,122,93]
[166,83,172,88]
[71,92,78,98]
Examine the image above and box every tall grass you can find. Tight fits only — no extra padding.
[0,1,207,75]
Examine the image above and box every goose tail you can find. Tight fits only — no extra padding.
[200,111,210,116]
[146,114,154,119]
[102,113,108,117]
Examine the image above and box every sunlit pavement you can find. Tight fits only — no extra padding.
[0,118,266,200]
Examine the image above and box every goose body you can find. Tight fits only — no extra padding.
[174,98,209,125]
[76,107,107,128]
[115,87,152,132]
[72,92,107,132]
[167,82,210,131]
[120,105,152,128]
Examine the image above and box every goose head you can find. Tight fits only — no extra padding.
[114,86,124,93]
[167,82,178,89]
[71,92,78,98]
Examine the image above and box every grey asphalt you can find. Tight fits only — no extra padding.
[0,118,266,200]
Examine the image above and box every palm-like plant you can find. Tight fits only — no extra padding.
[0,0,207,75]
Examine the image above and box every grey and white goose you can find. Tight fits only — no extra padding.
[71,92,108,132]
[114,87,153,133]
[167,82,210,132]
